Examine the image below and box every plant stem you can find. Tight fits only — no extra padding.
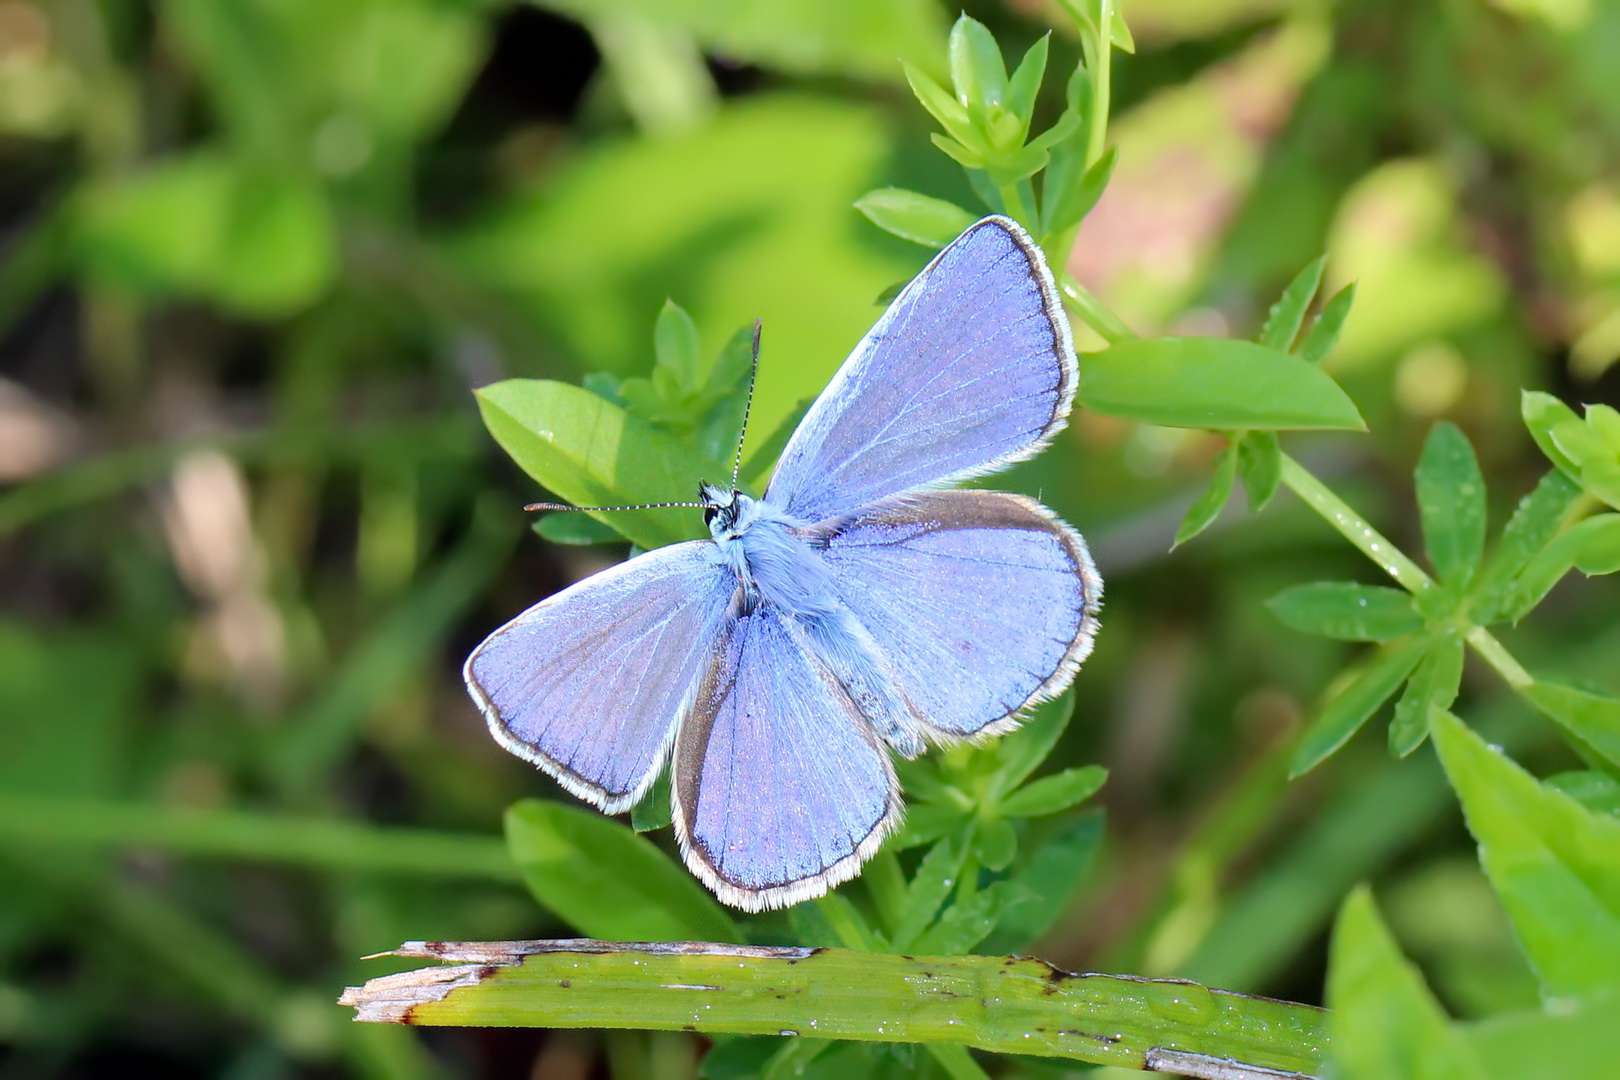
[343,940,1330,1078]
[816,894,884,952]
[1465,626,1534,689]
[1086,0,1115,169]
[1279,453,1432,593]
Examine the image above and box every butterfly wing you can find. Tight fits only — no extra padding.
[811,489,1101,740]
[765,216,1075,524]
[465,540,735,813]
[672,602,901,911]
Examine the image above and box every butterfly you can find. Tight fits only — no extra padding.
[465,216,1102,912]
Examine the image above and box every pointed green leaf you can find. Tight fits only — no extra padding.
[913,881,1028,955]
[982,811,1104,953]
[1327,887,1486,1080]
[654,299,703,392]
[999,765,1107,818]
[1545,772,1620,817]
[1291,638,1429,776]
[506,800,738,942]
[902,61,970,133]
[1497,514,1620,622]
[630,768,674,833]
[890,836,969,951]
[973,817,1018,871]
[854,189,977,249]
[1259,256,1327,352]
[929,132,988,171]
[1389,636,1464,757]
[1297,282,1357,365]
[1267,582,1424,642]
[1173,440,1238,548]
[1416,422,1487,592]
[1474,470,1582,622]
[1041,146,1115,241]
[1237,430,1282,511]
[1078,338,1366,431]
[1005,34,1050,134]
[986,691,1074,800]
[1522,391,1583,477]
[947,14,1008,110]
[1432,709,1620,998]
[1523,681,1620,773]
[475,380,722,550]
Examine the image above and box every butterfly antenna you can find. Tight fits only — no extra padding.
[729,318,762,491]
[524,499,705,513]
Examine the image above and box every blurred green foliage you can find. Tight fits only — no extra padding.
[2,0,1619,1077]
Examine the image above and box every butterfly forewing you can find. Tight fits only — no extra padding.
[673,603,901,911]
[465,540,736,813]
[812,489,1101,740]
[765,217,1075,524]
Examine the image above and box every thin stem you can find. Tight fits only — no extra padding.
[815,894,884,952]
[995,181,1037,231]
[1466,626,1534,690]
[867,850,909,934]
[1279,453,1433,593]
[1086,0,1115,169]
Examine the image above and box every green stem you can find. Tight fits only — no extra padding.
[1465,626,1534,690]
[0,794,519,880]
[1058,274,1136,344]
[342,940,1328,1078]
[816,894,884,952]
[996,181,1037,232]
[867,850,909,933]
[1279,453,1432,593]
[1086,0,1115,169]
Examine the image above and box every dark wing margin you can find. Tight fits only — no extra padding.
[465,540,735,813]
[765,216,1076,524]
[672,603,902,912]
[811,489,1101,741]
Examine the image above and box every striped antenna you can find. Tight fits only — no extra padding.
[729,319,763,491]
[524,499,705,513]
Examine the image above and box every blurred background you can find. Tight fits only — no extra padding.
[2,0,1618,1076]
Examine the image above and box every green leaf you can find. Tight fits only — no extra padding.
[1259,255,1327,352]
[1474,470,1582,622]
[1297,282,1357,365]
[913,881,1027,955]
[947,15,1008,111]
[853,189,977,249]
[1173,440,1237,548]
[999,765,1107,818]
[1040,146,1115,242]
[1290,638,1429,776]
[890,836,968,951]
[981,811,1103,953]
[1523,681,1620,773]
[1078,338,1366,431]
[973,817,1018,871]
[535,513,623,546]
[1416,422,1487,592]
[1267,582,1424,642]
[630,768,674,833]
[902,61,970,133]
[505,800,738,942]
[1497,514,1620,622]
[1545,772,1620,817]
[1005,34,1050,134]
[475,380,724,550]
[654,299,704,393]
[1432,710,1620,998]
[985,691,1074,801]
[1521,391,1583,477]
[1237,430,1282,511]
[1463,988,1620,1080]
[1389,636,1464,758]
[1327,887,1486,1080]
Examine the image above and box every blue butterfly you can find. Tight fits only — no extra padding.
[465,216,1102,911]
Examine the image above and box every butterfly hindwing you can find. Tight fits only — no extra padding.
[812,489,1101,740]
[465,540,735,813]
[672,602,902,912]
[765,216,1075,524]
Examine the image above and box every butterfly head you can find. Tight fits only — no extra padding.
[699,481,752,539]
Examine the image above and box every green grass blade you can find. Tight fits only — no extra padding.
[342,940,1327,1077]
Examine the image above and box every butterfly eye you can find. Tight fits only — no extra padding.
[703,506,718,527]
